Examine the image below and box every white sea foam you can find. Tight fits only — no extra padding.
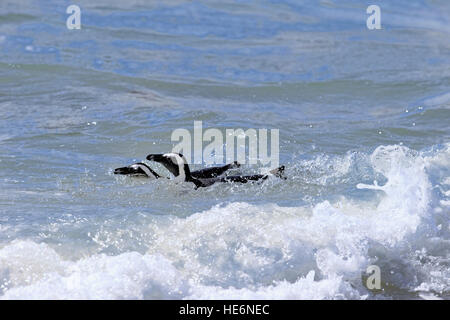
[0,241,186,299]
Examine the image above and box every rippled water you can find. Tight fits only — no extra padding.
[0,0,449,299]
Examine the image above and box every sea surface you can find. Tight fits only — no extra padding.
[0,0,449,299]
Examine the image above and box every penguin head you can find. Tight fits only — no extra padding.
[114,162,159,178]
[146,153,191,181]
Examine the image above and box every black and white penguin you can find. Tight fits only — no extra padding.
[114,158,240,180]
[146,153,285,188]
[114,162,161,179]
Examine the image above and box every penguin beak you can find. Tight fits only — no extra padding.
[146,154,165,162]
[114,166,134,175]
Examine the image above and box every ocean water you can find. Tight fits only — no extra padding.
[0,0,449,300]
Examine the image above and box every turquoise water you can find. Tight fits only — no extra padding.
[0,0,449,299]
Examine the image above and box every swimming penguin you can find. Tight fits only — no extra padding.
[114,159,240,180]
[146,153,285,188]
[114,162,161,179]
